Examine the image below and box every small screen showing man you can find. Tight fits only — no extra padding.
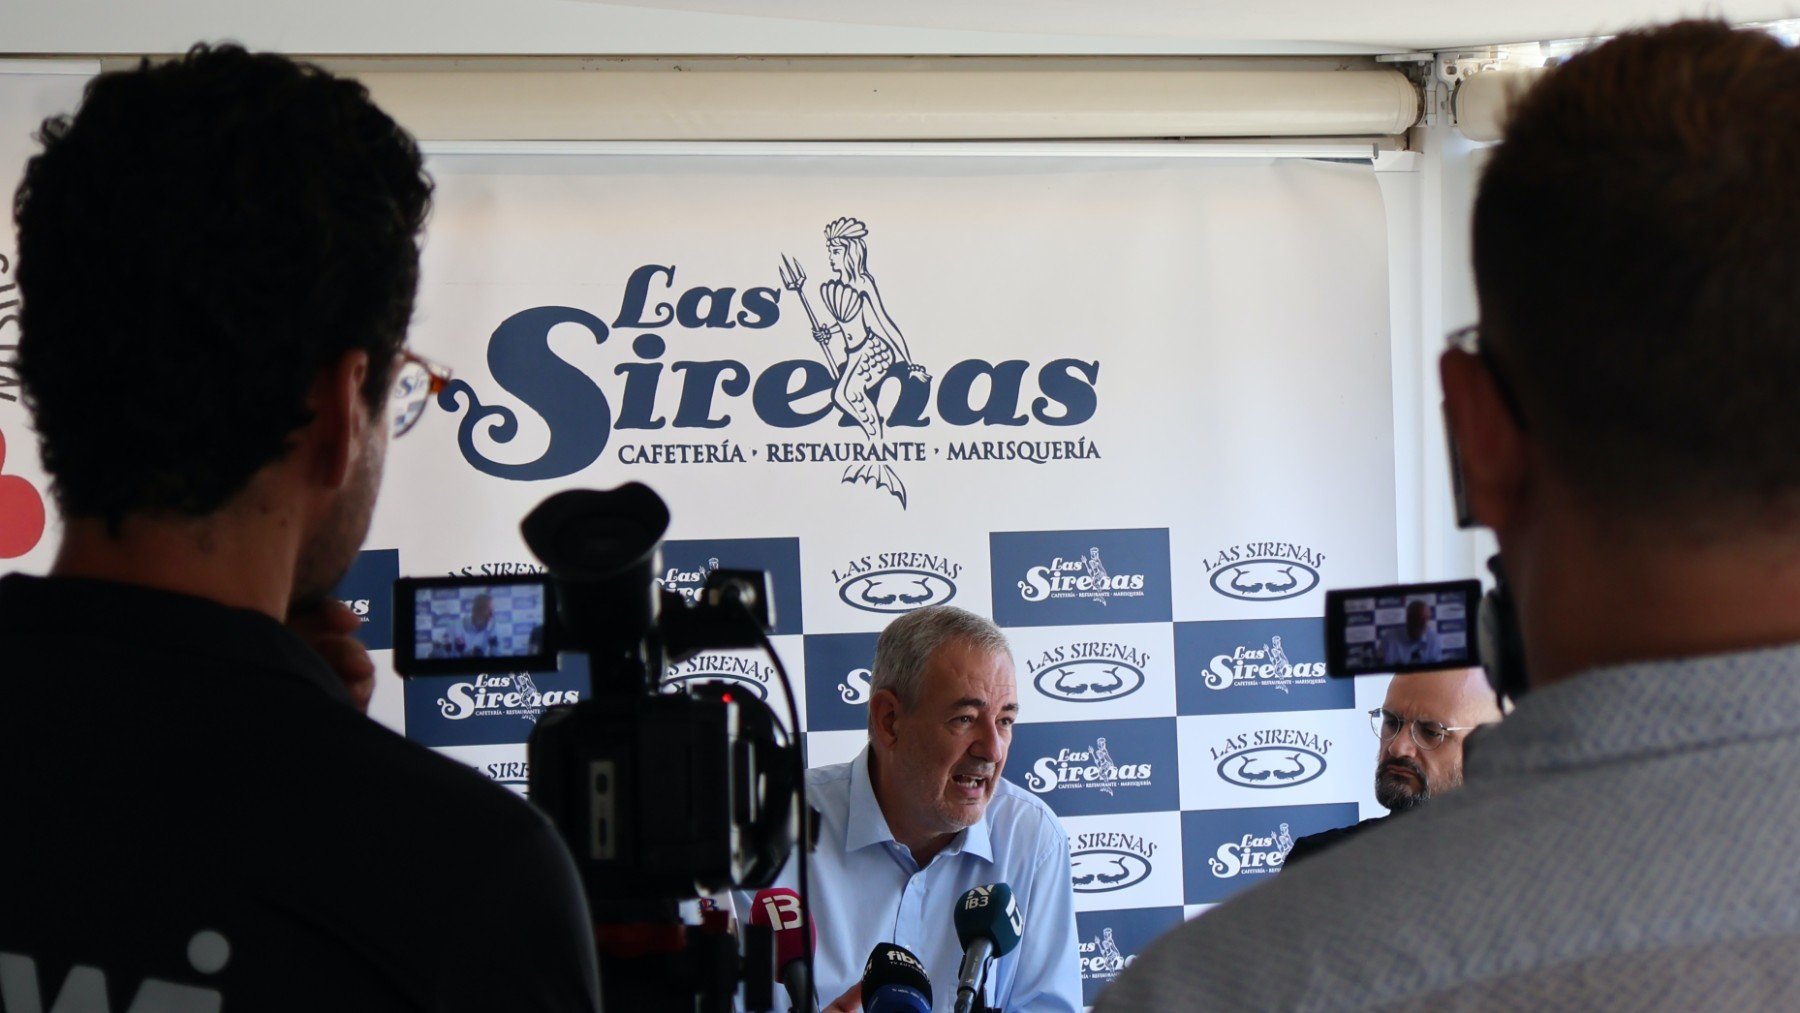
[414,584,544,660]
[1342,591,1472,670]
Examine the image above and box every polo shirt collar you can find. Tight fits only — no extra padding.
[845,745,996,864]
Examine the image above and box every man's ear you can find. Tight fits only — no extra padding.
[869,688,903,748]
[303,350,373,490]
[1440,348,1528,533]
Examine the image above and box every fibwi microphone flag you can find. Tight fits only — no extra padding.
[863,941,932,1013]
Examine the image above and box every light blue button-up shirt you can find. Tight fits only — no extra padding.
[736,746,1080,1012]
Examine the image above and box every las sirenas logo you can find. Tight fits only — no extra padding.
[1069,831,1156,892]
[1027,641,1149,702]
[1201,542,1327,602]
[1026,738,1151,797]
[445,218,1101,510]
[838,666,873,705]
[1209,729,1332,788]
[663,653,775,700]
[657,556,720,603]
[1079,928,1137,982]
[832,550,961,613]
[438,673,580,721]
[1204,635,1326,694]
[484,759,530,792]
[1209,822,1297,879]
[450,561,549,577]
[1018,546,1145,606]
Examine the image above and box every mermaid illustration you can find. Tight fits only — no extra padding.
[778,217,929,507]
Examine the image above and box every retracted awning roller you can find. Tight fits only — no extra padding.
[352,64,1420,142]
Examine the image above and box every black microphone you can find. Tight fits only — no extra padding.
[951,883,1023,1013]
[862,941,932,1013]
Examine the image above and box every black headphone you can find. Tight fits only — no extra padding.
[1477,554,1528,704]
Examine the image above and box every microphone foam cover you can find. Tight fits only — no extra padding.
[748,888,814,979]
[863,942,933,1005]
[953,883,1023,957]
[865,986,931,1013]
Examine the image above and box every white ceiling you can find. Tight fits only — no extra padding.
[1,0,1795,56]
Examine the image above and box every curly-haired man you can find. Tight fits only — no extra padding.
[1,45,598,1010]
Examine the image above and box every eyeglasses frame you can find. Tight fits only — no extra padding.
[391,349,452,438]
[1367,706,1480,751]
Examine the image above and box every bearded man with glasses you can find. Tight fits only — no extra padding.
[1283,669,1501,867]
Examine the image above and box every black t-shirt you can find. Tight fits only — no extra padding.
[0,574,601,1011]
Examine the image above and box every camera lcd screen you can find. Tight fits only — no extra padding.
[392,575,558,677]
[1323,579,1482,677]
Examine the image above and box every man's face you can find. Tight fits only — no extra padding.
[878,639,1018,839]
[471,596,493,628]
[1373,669,1498,812]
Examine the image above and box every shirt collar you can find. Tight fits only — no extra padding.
[846,745,996,864]
[0,573,355,707]
[1466,642,1800,778]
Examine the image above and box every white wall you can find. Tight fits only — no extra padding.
[1378,83,1497,586]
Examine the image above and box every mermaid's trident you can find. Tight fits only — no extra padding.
[777,253,845,379]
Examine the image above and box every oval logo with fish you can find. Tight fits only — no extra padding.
[1033,659,1147,703]
[663,672,770,700]
[838,569,958,614]
[1209,558,1320,602]
[1070,849,1153,893]
[1216,746,1327,789]
[662,653,775,701]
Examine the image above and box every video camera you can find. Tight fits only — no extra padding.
[392,482,806,1012]
[1321,556,1526,701]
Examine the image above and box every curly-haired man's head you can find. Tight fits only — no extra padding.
[14,43,432,532]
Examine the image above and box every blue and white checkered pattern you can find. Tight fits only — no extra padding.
[352,523,1387,999]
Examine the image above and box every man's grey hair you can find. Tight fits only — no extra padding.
[871,605,1012,712]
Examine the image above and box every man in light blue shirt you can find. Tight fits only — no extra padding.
[1378,600,1441,666]
[739,605,1079,1011]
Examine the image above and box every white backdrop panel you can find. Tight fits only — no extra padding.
[375,149,1399,926]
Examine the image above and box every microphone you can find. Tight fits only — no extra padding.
[749,888,814,1012]
[862,942,932,1013]
[952,883,1023,1013]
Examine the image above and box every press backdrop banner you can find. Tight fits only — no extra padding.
[0,111,1401,1001]
[377,149,1401,984]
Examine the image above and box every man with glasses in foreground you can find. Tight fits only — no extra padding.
[1103,21,1800,1009]
[0,46,598,1009]
[1283,669,1500,866]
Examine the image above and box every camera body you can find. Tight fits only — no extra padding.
[391,482,801,906]
[1321,556,1526,702]
[528,628,796,904]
